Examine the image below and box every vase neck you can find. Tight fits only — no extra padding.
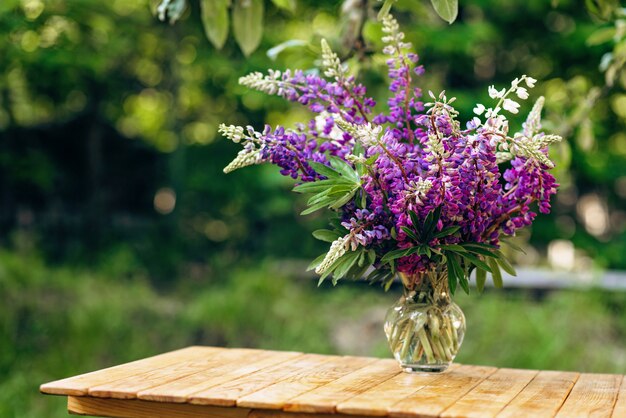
[401,270,451,306]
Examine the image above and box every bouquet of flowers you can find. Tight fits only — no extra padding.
[220,15,561,371]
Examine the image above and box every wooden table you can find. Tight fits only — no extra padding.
[41,346,626,418]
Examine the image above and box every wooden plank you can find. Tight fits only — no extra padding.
[441,368,538,418]
[496,370,579,418]
[249,409,372,418]
[236,356,376,409]
[189,354,340,407]
[89,348,258,399]
[612,375,626,418]
[384,364,498,418]
[283,359,401,414]
[138,351,303,403]
[555,373,622,418]
[336,363,465,416]
[41,346,221,396]
[67,396,250,418]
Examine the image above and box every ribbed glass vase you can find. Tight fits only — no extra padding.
[384,271,466,373]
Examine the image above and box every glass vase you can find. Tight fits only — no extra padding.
[384,276,466,373]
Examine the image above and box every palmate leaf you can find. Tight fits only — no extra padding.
[308,161,341,178]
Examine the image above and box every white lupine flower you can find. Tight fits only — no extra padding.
[471,116,482,127]
[321,39,347,81]
[335,117,381,147]
[315,236,349,275]
[223,149,260,173]
[405,178,433,204]
[523,96,545,137]
[515,87,529,100]
[488,86,505,99]
[314,113,344,141]
[239,70,284,95]
[473,103,486,115]
[525,76,537,88]
[219,124,245,143]
[503,98,520,114]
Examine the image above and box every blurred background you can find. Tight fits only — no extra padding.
[2,0,626,416]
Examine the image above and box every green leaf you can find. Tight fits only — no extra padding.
[430,0,458,24]
[475,268,487,293]
[200,0,229,50]
[232,0,264,56]
[329,188,359,209]
[309,161,340,178]
[332,251,361,282]
[380,247,419,263]
[446,253,459,295]
[307,253,326,272]
[329,156,359,182]
[586,27,616,46]
[377,0,396,20]
[270,0,296,13]
[292,179,335,194]
[459,274,470,295]
[300,199,334,215]
[423,206,442,239]
[494,250,517,276]
[487,257,503,288]
[460,253,492,273]
[433,226,461,238]
[500,238,527,254]
[400,226,420,242]
[312,229,341,242]
[439,244,467,253]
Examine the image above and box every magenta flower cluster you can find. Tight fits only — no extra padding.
[222,16,560,281]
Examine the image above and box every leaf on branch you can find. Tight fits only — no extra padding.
[233,0,263,56]
[200,0,229,49]
[430,0,458,24]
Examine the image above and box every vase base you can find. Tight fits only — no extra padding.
[401,364,450,373]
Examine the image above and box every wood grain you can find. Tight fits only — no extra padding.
[283,359,401,413]
[385,364,498,418]
[88,348,257,399]
[138,351,303,403]
[249,408,372,418]
[612,375,626,418]
[236,356,375,409]
[67,396,250,418]
[336,364,464,416]
[555,373,622,418]
[441,368,538,417]
[41,346,220,396]
[188,354,337,407]
[497,370,579,418]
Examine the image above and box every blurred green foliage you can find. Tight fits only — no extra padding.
[1,0,625,276]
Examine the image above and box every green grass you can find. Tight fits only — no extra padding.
[2,249,625,417]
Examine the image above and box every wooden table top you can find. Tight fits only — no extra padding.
[41,346,626,418]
